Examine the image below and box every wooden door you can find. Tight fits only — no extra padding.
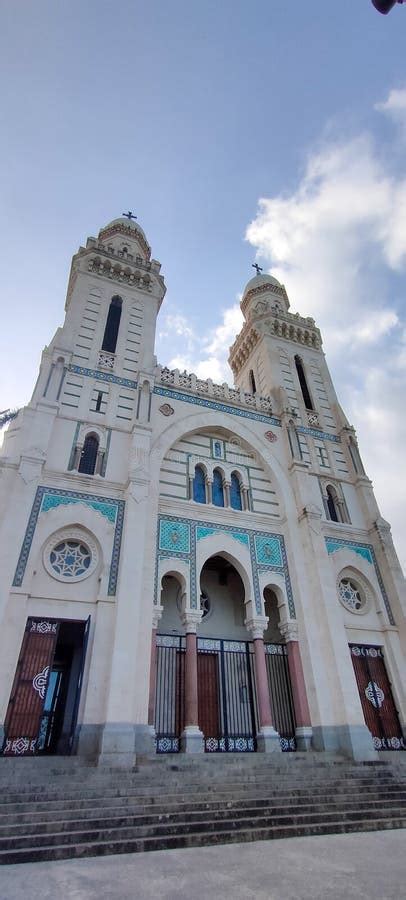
[350,644,405,751]
[197,652,219,745]
[3,619,59,755]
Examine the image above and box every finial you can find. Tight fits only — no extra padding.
[252,263,263,275]
[122,211,137,220]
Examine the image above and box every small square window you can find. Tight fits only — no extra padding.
[211,439,225,460]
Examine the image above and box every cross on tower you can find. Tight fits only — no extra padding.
[252,263,263,275]
[122,211,137,221]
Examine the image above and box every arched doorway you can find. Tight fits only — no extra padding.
[154,574,186,753]
[197,555,257,752]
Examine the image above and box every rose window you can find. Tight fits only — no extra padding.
[49,540,92,578]
[338,578,364,612]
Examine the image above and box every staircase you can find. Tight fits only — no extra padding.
[0,753,405,865]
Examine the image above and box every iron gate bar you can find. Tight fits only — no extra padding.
[154,635,297,754]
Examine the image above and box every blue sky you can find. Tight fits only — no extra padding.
[1,1,405,567]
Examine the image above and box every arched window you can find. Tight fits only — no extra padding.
[101,296,122,354]
[193,465,206,503]
[212,469,225,507]
[294,355,314,410]
[230,472,242,510]
[249,369,257,394]
[78,433,99,475]
[326,485,339,522]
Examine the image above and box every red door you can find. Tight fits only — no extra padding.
[197,652,219,750]
[3,619,59,756]
[350,644,405,751]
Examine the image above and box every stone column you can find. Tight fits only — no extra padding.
[241,486,249,511]
[180,610,204,753]
[148,607,163,728]
[246,618,281,753]
[279,621,313,750]
[206,478,212,504]
[224,480,231,507]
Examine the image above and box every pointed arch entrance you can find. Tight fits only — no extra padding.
[197,555,257,752]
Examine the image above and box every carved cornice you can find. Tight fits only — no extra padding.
[229,315,322,375]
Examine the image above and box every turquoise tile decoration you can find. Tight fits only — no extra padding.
[41,493,117,524]
[325,539,372,563]
[12,486,125,595]
[155,516,296,618]
[196,526,249,547]
[159,519,190,554]
[254,535,283,567]
[325,536,395,626]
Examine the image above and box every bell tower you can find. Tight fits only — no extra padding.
[228,271,338,431]
[32,214,166,407]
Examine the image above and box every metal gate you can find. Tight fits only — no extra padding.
[154,635,297,753]
[198,638,257,752]
[155,635,185,753]
[265,644,297,751]
[350,644,405,751]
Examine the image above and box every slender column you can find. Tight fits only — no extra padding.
[224,481,231,507]
[185,633,199,726]
[206,478,212,504]
[242,486,250,511]
[246,618,281,753]
[253,637,273,727]
[148,606,163,728]
[148,629,157,726]
[180,611,204,753]
[279,621,313,750]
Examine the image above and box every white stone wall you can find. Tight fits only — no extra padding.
[0,219,405,762]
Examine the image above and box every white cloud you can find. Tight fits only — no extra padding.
[246,91,406,571]
[375,87,406,129]
[155,89,406,571]
[158,303,243,384]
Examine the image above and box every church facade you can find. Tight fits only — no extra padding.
[0,215,405,766]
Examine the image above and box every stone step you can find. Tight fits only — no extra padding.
[0,754,393,784]
[1,755,405,865]
[0,765,401,795]
[1,815,405,866]
[1,780,404,816]
[2,795,406,838]
[2,801,406,852]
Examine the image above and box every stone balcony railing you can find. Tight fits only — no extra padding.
[156,366,273,414]
[98,350,116,371]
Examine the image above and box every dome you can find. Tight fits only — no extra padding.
[242,272,281,299]
[98,215,151,261]
[99,216,148,242]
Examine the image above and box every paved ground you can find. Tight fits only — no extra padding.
[2,829,405,900]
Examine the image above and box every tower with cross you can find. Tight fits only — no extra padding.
[0,211,405,773]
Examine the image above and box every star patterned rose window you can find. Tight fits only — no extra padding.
[49,540,92,578]
[338,578,365,612]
